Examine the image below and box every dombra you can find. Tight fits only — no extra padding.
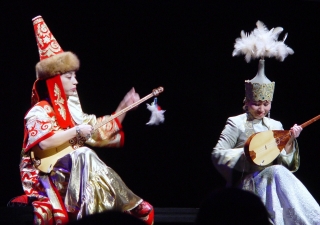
[30,87,164,173]
[244,114,320,166]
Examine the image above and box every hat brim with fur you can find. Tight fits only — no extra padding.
[36,51,80,80]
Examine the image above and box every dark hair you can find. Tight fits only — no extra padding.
[35,79,49,101]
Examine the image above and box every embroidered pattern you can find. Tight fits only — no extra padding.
[53,83,66,120]
[26,117,52,148]
[43,105,52,113]
[244,120,255,137]
[33,17,63,59]
[20,157,45,197]
[251,165,320,224]
[69,136,87,149]
[245,82,275,102]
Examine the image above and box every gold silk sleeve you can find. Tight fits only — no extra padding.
[83,114,124,148]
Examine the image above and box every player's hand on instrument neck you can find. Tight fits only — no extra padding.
[290,124,302,138]
[285,124,302,154]
[116,87,141,123]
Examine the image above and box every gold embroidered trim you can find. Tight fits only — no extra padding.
[245,82,275,101]
[53,83,66,120]
[245,120,255,138]
[34,20,62,58]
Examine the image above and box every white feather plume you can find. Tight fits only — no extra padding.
[146,102,165,125]
[232,31,256,63]
[232,20,294,62]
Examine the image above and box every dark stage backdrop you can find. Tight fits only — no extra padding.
[1,1,320,208]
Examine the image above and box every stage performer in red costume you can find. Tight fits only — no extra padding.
[18,15,154,225]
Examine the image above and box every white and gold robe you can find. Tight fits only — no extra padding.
[212,113,320,225]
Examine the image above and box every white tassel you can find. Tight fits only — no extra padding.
[146,98,165,125]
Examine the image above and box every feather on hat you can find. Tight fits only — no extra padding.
[232,21,294,62]
[232,21,294,102]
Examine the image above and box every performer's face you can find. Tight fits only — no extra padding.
[60,71,78,97]
[246,100,271,119]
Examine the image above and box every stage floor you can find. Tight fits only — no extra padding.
[1,207,199,224]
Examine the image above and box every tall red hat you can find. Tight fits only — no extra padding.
[31,15,78,128]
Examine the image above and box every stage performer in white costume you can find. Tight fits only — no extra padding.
[211,21,320,224]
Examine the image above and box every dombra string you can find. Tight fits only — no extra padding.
[92,87,164,133]
[250,114,320,161]
[254,132,291,153]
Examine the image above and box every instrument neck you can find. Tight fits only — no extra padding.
[93,93,154,130]
[300,115,320,129]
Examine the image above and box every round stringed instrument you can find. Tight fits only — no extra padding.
[244,114,320,166]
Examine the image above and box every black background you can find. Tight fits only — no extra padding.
[1,0,320,209]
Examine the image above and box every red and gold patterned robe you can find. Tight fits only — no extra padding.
[19,99,144,224]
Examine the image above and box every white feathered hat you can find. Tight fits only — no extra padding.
[232,21,294,102]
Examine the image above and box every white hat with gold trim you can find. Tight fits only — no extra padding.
[232,21,294,102]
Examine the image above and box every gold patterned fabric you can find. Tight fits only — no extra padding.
[51,147,142,220]
[245,82,275,102]
[67,94,124,148]
[245,59,275,102]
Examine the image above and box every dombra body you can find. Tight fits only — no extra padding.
[245,114,320,166]
[30,142,74,173]
[244,130,290,166]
